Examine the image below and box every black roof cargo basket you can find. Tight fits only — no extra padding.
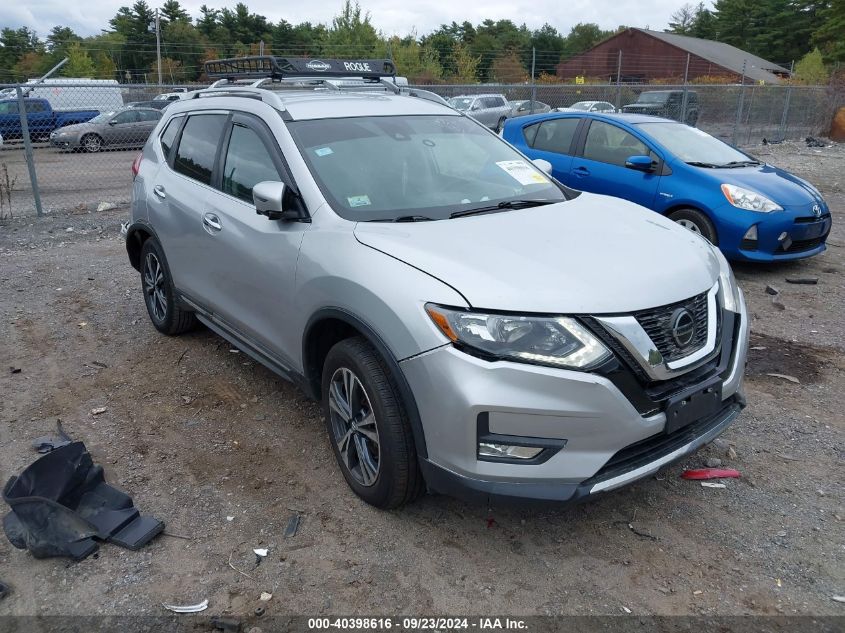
[205,56,396,81]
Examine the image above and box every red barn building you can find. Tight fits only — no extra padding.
[556,28,790,84]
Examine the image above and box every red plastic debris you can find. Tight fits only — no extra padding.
[486,516,497,529]
[682,468,741,480]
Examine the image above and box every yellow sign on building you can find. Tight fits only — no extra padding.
[575,76,585,85]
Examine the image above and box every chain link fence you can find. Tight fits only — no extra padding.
[0,80,837,218]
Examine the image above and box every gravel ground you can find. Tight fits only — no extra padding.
[0,141,843,622]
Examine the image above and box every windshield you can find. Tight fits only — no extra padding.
[569,102,592,111]
[637,122,752,165]
[448,97,474,111]
[637,92,670,104]
[289,115,567,221]
[88,111,117,123]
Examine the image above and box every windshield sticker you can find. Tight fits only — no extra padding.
[495,160,549,186]
[347,195,371,207]
[314,147,333,157]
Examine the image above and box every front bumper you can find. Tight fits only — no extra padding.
[401,298,748,503]
[716,201,832,262]
[49,135,79,149]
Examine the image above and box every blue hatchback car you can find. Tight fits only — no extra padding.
[502,112,832,261]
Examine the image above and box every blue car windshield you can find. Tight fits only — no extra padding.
[637,122,752,165]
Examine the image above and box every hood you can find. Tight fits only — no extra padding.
[623,103,664,111]
[705,163,826,207]
[354,194,719,314]
[52,122,93,134]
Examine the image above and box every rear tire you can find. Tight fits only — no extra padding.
[669,208,718,244]
[321,337,424,509]
[81,134,102,153]
[140,238,196,335]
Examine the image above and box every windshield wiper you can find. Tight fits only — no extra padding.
[686,160,762,169]
[720,160,762,168]
[685,161,721,168]
[450,199,558,219]
[365,215,436,223]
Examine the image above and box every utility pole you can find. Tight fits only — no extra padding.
[155,8,162,85]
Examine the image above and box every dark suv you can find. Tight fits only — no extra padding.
[622,90,699,126]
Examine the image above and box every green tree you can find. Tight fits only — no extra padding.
[688,2,718,39]
[160,0,191,24]
[794,47,829,83]
[64,42,96,77]
[322,1,381,57]
[813,0,845,63]
[109,1,157,78]
[390,36,443,82]
[451,42,480,82]
[563,23,611,56]
[0,27,44,81]
[530,24,566,76]
[491,50,529,83]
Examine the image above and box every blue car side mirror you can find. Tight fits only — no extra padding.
[625,155,656,172]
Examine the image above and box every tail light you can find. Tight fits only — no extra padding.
[131,151,143,178]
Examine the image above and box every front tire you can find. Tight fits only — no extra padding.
[140,239,196,335]
[321,337,424,509]
[82,134,102,153]
[669,208,718,244]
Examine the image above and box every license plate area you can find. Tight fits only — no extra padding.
[664,379,722,434]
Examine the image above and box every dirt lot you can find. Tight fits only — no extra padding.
[0,145,136,217]
[0,141,843,623]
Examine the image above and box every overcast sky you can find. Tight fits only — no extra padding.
[2,0,682,40]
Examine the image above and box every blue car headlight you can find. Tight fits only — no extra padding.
[721,183,782,212]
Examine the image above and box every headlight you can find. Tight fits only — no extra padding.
[712,246,741,312]
[425,304,611,370]
[721,183,782,212]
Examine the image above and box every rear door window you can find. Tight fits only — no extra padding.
[221,123,282,203]
[159,116,182,158]
[532,118,580,155]
[173,114,227,185]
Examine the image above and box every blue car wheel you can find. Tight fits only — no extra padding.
[669,208,718,244]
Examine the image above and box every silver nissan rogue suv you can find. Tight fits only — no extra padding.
[124,57,748,508]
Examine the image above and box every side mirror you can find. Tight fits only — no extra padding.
[625,155,656,172]
[253,181,308,221]
[532,158,553,175]
[471,103,481,111]
[108,120,118,125]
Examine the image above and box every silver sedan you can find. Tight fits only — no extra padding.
[50,107,163,153]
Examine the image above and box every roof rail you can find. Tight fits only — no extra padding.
[204,56,396,81]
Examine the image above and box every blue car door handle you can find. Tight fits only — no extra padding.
[573,166,590,177]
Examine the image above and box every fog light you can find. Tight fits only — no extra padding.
[478,443,544,460]
[740,224,758,250]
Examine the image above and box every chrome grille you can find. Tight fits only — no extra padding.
[634,292,709,362]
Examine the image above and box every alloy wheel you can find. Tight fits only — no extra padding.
[143,252,167,322]
[84,135,101,152]
[675,218,702,234]
[328,367,381,487]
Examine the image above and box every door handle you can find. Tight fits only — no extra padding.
[202,213,222,232]
[153,185,166,199]
[573,166,590,177]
